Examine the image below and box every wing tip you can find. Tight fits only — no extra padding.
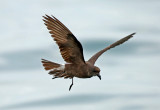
[42,14,48,19]
[130,32,136,37]
[43,14,56,19]
[126,32,136,39]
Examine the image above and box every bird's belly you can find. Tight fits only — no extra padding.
[65,70,89,78]
[75,75,91,78]
[65,64,90,78]
[71,70,91,78]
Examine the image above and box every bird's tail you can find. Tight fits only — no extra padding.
[41,59,69,79]
[41,59,61,70]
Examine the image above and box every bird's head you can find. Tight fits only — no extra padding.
[92,66,101,80]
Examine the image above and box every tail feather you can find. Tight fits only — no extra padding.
[41,59,60,70]
[41,59,72,79]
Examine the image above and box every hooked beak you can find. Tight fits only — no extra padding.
[97,74,101,80]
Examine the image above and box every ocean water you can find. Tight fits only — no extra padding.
[0,0,160,110]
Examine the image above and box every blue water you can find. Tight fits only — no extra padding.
[0,0,160,110]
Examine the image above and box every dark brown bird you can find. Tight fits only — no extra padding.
[41,15,135,91]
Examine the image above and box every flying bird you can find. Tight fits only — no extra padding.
[41,15,135,91]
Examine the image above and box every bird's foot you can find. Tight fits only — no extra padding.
[69,78,74,91]
[69,83,73,91]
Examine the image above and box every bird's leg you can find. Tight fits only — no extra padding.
[69,78,74,91]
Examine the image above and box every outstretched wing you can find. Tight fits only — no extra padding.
[43,15,85,64]
[88,33,135,65]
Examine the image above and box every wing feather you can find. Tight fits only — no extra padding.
[43,15,85,64]
[88,33,135,65]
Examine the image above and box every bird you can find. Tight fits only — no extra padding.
[41,15,135,91]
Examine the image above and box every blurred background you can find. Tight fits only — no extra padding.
[0,0,160,110]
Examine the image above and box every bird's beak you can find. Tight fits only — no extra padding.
[97,74,101,80]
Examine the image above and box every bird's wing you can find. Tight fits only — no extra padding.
[88,33,135,65]
[43,15,85,64]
